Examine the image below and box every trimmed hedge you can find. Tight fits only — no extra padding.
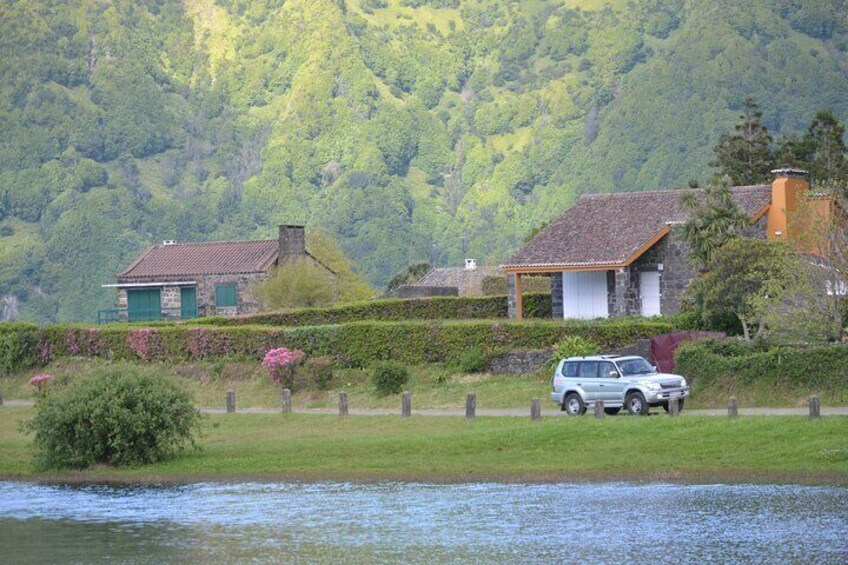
[191,293,552,327]
[675,339,848,390]
[2,318,673,372]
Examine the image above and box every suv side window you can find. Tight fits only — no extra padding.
[562,362,578,377]
[578,362,598,378]
[599,361,618,378]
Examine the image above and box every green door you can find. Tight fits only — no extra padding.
[180,287,198,320]
[127,289,161,322]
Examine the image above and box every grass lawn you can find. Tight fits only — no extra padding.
[1,407,846,484]
[4,358,845,411]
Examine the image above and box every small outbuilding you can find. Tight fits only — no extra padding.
[102,225,331,322]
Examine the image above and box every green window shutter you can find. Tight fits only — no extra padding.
[215,284,237,307]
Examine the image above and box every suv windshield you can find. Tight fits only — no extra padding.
[617,358,656,376]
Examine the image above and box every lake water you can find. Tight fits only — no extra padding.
[1,481,846,564]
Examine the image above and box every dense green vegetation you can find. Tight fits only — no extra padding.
[1,0,848,322]
[22,367,202,469]
[1,407,846,482]
[676,339,848,406]
[0,317,672,373]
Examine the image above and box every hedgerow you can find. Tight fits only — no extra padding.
[675,339,848,391]
[0,318,673,372]
[191,293,552,327]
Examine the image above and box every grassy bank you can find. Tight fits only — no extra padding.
[1,407,846,484]
[3,358,847,411]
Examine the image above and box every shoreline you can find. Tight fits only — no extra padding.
[1,469,847,487]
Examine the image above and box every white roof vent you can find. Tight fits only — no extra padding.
[464,258,477,271]
[162,240,177,246]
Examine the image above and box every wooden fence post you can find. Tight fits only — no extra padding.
[466,393,476,419]
[531,398,541,421]
[402,391,412,418]
[809,395,820,419]
[226,390,236,413]
[0,386,3,406]
[594,400,605,418]
[281,388,292,414]
[339,392,349,417]
[727,397,738,419]
[668,398,679,417]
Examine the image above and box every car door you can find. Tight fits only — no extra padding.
[597,361,626,403]
[576,361,600,402]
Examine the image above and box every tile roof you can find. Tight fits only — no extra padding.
[503,185,772,269]
[414,266,502,295]
[118,239,279,279]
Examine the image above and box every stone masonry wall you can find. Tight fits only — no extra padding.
[550,272,563,319]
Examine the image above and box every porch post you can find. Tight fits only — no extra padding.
[515,273,524,321]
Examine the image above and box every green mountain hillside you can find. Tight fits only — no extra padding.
[1,0,847,322]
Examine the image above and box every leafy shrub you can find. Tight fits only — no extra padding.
[304,356,335,390]
[262,347,307,390]
[256,260,335,310]
[23,366,202,469]
[371,361,410,395]
[4,319,673,371]
[0,322,40,375]
[458,346,487,373]
[553,335,601,360]
[194,294,552,327]
[675,340,848,392]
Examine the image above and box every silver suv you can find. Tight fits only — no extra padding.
[551,355,689,416]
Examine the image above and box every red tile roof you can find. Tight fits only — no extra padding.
[503,185,772,269]
[118,239,279,279]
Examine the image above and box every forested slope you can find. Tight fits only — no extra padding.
[1,0,846,322]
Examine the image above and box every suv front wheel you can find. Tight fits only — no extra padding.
[626,391,650,416]
[562,392,586,416]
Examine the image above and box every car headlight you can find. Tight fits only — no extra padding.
[680,378,687,387]
[646,382,662,391]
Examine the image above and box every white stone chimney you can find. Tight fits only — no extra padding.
[464,258,477,271]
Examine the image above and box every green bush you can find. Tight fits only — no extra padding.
[23,366,203,469]
[553,335,601,360]
[675,339,848,392]
[4,318,673,371]
[304,356,335,390]
[0,322,40,375]
[458,346,487,373]
[193,293,552,327]
[371,361,410,395]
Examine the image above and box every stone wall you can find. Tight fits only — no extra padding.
[550,272,563,319]
[114,272,268,320]
[489,348,554,374]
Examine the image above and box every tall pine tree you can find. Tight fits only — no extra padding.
[711,98,774,185]
[806,110,848,184]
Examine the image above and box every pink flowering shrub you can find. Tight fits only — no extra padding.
[127,329,164,362]
[28,373,53,396]
[262,347,306,390]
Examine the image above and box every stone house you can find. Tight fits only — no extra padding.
[103,225,332,322]
[502,169,827,320]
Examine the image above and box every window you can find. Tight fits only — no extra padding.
[562,362,578,377]
[215,284,237,307]
[599,362,618,378]
[578,362,598,378]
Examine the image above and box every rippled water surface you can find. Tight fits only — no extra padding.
[1,481,847,564]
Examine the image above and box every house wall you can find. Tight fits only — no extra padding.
[116,272,268,320]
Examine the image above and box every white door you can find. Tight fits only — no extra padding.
[640,271,661,317]
[562,271,609,319]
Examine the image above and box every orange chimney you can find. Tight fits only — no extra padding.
[767,168,809,240]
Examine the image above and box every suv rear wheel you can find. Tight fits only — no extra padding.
[562,392,586,416]
[626,392,650,416]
